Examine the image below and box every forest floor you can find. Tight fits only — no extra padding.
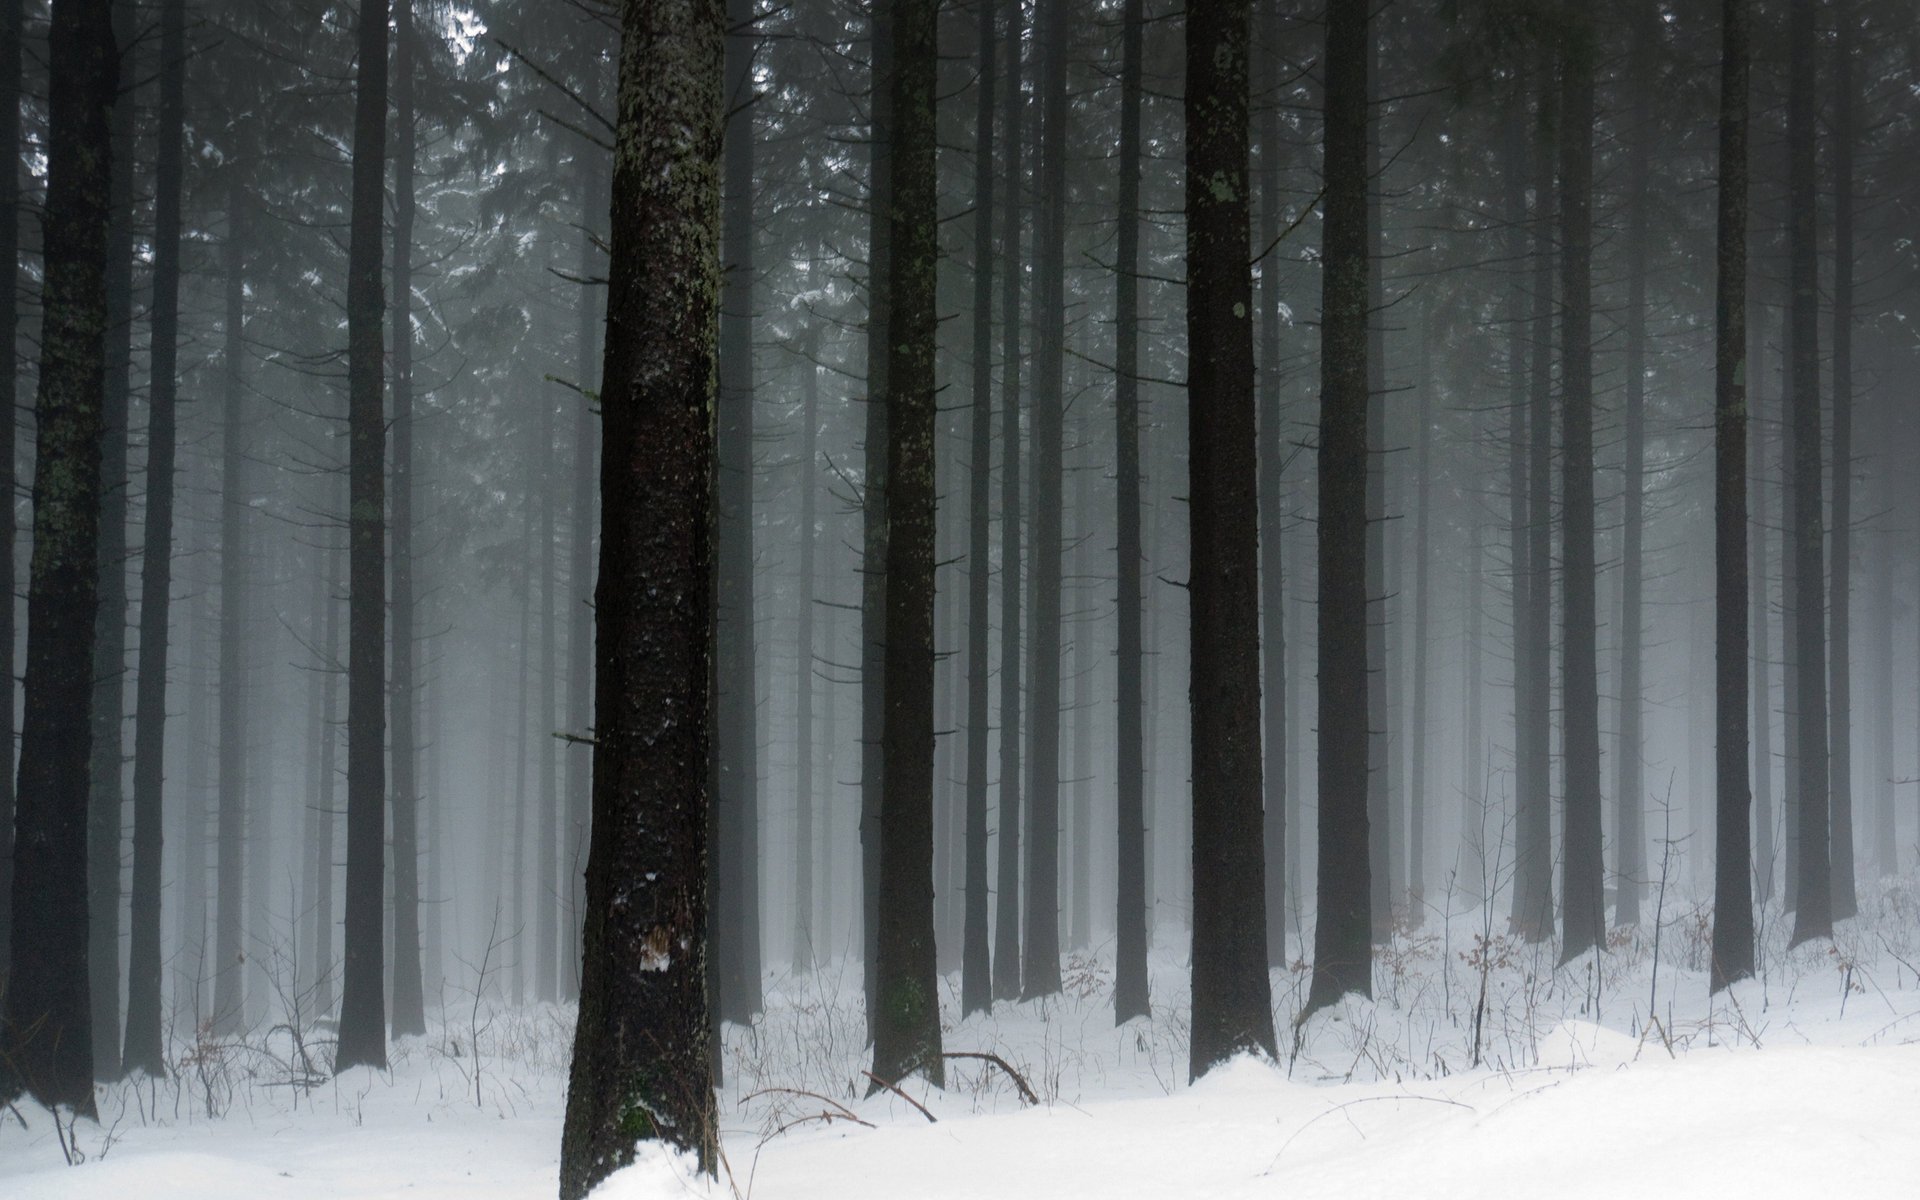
[6,874,1920,1197]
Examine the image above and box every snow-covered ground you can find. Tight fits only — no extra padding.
[7,878,1920,1198]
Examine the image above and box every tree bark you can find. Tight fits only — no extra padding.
[0,0,20,994]
[991,0,1023,1004]
[1255,0,1286,968]
[1826,4,1856,922]
[212,182,249,1036]
[860,0,893,1024]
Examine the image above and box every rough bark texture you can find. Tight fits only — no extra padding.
[1184,0,1276,1077]
[860,0,893,1024]
[336,0,391,1074]
[0,0,117,1114]
[1255,0,1286,969]
[869,0,944,1091]
[0,0,19,990]
[567,153,603,997]
[1710,0,1754,993]
[556,0,724,1188]
[1306,0,1372,1017]
[123,0,186,1077]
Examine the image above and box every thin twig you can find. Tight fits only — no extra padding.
[861,1071,937,1123]
[942,1051,1039,1106]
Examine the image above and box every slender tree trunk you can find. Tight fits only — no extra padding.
[1111,0,1148,1023]
[1750,286,1774,903]
[123,0,186,1076]
[557,0,724,1186]
[1364,25,1390,944]
[1409,312,1433,923]
[566,153,603,1001]
[1463,518,1486,903]
[336,0,391,1074]
[538,381,560,1003]
[1306,0,1371,1018]
[960,0,997,1015]
[869,0,943,1091]
[0,0,20,993]
[793,291,821,974]
[1070,456,1093,951]
[1255,0,1286,968]
[860,0,893,1024]
[0,0,116,1113]
[1501,86,1529,925]
[1786,0,1830,947]
[511,481,532,1005]
[213,184,249,1036]
[1710,0,1754,993]
[1781,298,1799,912]
[87,0,136,1077]
[991,0,1023,1003]
[1184,0,1276,1077]
[1827,6,1856,922]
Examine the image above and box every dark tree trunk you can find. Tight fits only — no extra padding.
[1069,455,1093,952]
[1780,298,1798,911]
[1786,0,1830,947]
[557,0,724,1186]
[123,0,186,1077]
[1710,0,1754,993]
[869,0,943,1091]
[336,0,390,1074]
[1305,0,1371,1017]
[1255,0,1286,969]
[1501,88,1528,922]
[1615,1,1655,929]
[1185,0,1276,1077]
[539,372,559,1003]
[1750,280,1774,904]
[213,183,249,1036]
[1827,5,1856,922]
[389,0,424,1038]
[991,0,1023,1004]
[566,153,603,999]
[88,0,135,1078]
[0,0,116,1113]
[1557,0,1603,964]
[860,0,893,1025]
[960,0,996,1017]
[0,0,20,992]
[1111,0,1148,1023]
[716,0,761,1025]
[1364,25,1390,944]
[1408,312,1432,922]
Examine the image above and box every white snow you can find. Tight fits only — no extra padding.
[6,882,1920,1199]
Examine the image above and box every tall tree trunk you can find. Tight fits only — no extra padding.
[1111,0,1148,1023]
[0,0,116,1113]
[1463,517,1486,903]
[1408,311,1432,923]
[538,381,560,1002]
[123,0,186,1076]
[1069,455,1093,951]
[389,0,425,1037]
[869,0,943,1091]
[1785,0,1830,947]
[1557,0,1602,964]
[1305,0,1371,1017]
[0,0,20,993]
[1364,25,1390,944]
[1255,0,1286,968]
[1021,0,1068,1001]
[213,183,249,1036]
[566,153,603,1001]
[1780,298,1798,911]
[1826,5,1856,922]
[860,0,893,1025]
[1185,0,1276,1077]
[960,0,996,1016]
[557,0,724,1185]
[336,0,391,1074]
[1615,1,1655,929]
[88,0,135,1078]
[1750,280,1775,903]
[991,0,1024,1004]
[794,284,821,973]
[1501,84,1529,926]
[1710,0,1754,993]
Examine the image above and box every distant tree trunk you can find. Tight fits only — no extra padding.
[123,0,186,1077]
[566,154,603,999]
[1614,1,1655,929]
[213,183,250,1037]
[0,0,116,1113]
[539,381,560,1003]
[1255,0,1286,969]
[991,0,1024,1004]
[869,0,943,1091]
[1463,518,1485,903]
[1785,0,1830,947]
[389,0,425,1038]
[1780,299,1798,911]
[88,0,136,1078]
[1710,0,1754,993]
[0,0,20,993]
[1871,411,1894,878]
[1516,66,1556,943]
[336,0,391,1074]
[556,0,724,1186]
[860,0,893,1024]
[174,541,209,1021]
[1184,0,1276,1077]
[511,478,532,1005]
[1364,25,1390,945]
[1111,0,1148,1023]
[1070,456,1093,952]
[1305,0,1371,1017]
[1750,286,1774,903]
[1408,312,1432,923]
[793,294,821,974]
[960,0,996,1016]
[1826,5,1856,922]
[1501,86,1528,923]
[1021,0,1068,1002]
[716,0,761,1024]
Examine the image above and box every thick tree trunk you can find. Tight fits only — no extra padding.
[557,0,724,1187]
[860,0,893,1024]
[1364,25,1390,944]
[1710,0,1754,993]
[123,0,186,1077]
[991,0,1023,1003]
[869,0,943,1091]
[0,0,20,991]
[1111,0,1148,1023]
[1306,0,1371,1017]
[1786,0,1830,947]
[213,184,249,1036]
[0,0,116,1113]
[336,0,391,1074]
[566,154,603,999]
[1185,0,1276,1077]
[1255,0,1286,968]
[1827,6,1856,922]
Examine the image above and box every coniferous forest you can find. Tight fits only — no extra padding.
[4,1,1920,1196]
